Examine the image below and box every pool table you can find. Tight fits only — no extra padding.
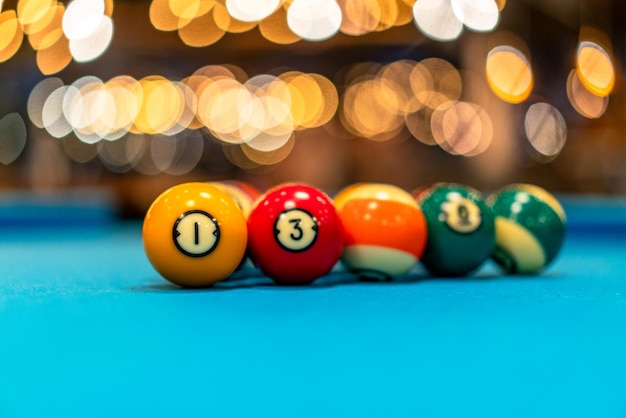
[1,192,625,418]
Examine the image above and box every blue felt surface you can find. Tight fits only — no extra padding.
[1,199,625,418]
[0,189,118,228]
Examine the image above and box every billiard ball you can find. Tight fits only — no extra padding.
[207,180,262,275]
[246,183,343,285]
[207,180,262,219]
[487,183,566,274]
[414,183,495,276]
[334,183,428,280]
[142,182,248,287]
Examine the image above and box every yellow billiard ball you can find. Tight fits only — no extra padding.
[142,182,248,287]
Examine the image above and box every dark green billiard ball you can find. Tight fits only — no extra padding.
[414,183,496,276]
[487,183,566,274]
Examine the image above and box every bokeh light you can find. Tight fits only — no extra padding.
[27,77,65,128]
[26,65,346,170]
[576,40,615,97]
[258,6,301,44]
[42,85,73,138]
[178,8,226,47]
[287,0,342,41]
[143,0,506,47]
[338,0,382,36]
[335,56,492,156]
[486,43,533,104]
[0,10,24,63]
[431,100,492,156]
[0,0,621,200]
[413,0,463,41]
[62,0,105,40]
[69,14,113,62]
[524,102,567,162]
[566,69,608,119]
[0,0,116,72]
[0,113,27,165]
[451,0,499,32]
[226,0,279,22]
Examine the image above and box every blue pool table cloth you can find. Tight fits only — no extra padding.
[1,195,625,418]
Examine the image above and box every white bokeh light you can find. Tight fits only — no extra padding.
[62,0,106,40]
[287,0,342,41]
[43,86,73,138]
[226,0,280,22]
[525,102,567,159]
[69,15,113,62]
[451,0,499,32]
[413,0,463,41]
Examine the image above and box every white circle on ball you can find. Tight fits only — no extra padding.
[441,197,481,233]
[274,208,318,252]
[173,210,220,257]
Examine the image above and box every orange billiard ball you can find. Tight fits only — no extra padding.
[142,182,248,287]
[246,183,344,285]
[334,183,428,280]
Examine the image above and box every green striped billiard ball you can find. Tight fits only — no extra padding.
[414,183,495,276]
[487,184,566,274]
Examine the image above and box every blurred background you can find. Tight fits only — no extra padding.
[0,0,623,217]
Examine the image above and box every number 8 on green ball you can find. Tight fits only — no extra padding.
[414,183,496,277]
[247,183,344,285]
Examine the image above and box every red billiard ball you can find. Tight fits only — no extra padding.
[334,183,428,280]
[246,183,344,285]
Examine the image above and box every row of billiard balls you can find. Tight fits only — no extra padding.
[142,181,566,287]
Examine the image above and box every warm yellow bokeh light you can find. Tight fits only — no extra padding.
[241,133,295,165]
[213,2,257,33]
[26,4,64,50]
[576,41,615,97]
[169,0,215,20]
[378,59,421,114]
[150,0,181,31]
[342,77,404,140]
[17,0,55,26]
[20,0,57,35]
[566,69,608,119]
[178,8,226,47]
[431,100,491,156]
[0,11,24,63]
[259,6,301,44]
[338,0,381,36]
[486,45,533,103]
[36,32,71,74]
[134,77,185,135]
